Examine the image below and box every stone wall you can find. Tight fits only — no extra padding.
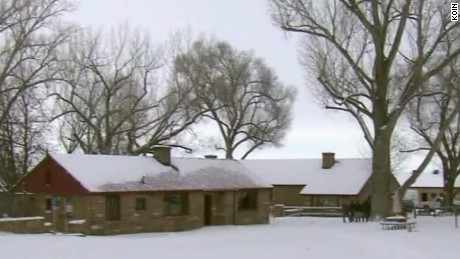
[84,189,271,234]
[272,185,310,206]
[25,188,271,235]
[0,216,46,233]
[0,193,9,216]
[0,193,40,217]
[234,189,271,225]
[28,195,91,233]
[301,195,355,207]
[271,204,285,217]
[86,191,204,235]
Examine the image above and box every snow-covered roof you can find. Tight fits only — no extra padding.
[50,154,271,193]
[173,158,271,189]
[241,158,372,195]
[51,153,170,192]
[394,154,460,188]
[396,169,460,188]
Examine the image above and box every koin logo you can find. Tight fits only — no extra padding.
[453,3,459,21]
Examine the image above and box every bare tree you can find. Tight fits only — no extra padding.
[0,0,73,125]
[0,88,50,189]
[0,0,74,189]
[171,39,296,159]
[401,63,460,206]
[270,0,460,217]
[51,26,202,155]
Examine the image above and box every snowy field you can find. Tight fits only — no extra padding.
[1,216,458,259]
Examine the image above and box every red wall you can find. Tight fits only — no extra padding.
[12,155,88,195]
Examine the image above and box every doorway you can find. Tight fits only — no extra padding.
[204,194,213,226]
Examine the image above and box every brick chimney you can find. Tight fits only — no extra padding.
[152,146,171,166]
[322,152,335,169]
[204,155,217,159]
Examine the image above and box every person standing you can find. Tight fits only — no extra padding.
[342,202,350,223]
[355,201,363,222]
[363,199,371,222]
[349,201,356,222]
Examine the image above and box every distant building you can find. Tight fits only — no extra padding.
[242,152,400,207]
[399,169,460,207]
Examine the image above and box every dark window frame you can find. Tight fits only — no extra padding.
[163,193,188,216]
[45,171,52,185]
[45,198,52,211]
[238,190,258,211]
[105,195,121,221]
[135,197,147,211]
[421,193,428,202]
[65,197,74,215]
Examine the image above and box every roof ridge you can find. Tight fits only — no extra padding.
[172,157,237,161]
[241,158,371,161]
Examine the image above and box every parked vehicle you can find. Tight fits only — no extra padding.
[402,200,415,212]
[419,201,441,210]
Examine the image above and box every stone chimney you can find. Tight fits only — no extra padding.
[152,146,171,166]
[204,155,217,159]
[322,152,335,169]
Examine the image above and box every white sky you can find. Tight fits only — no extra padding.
[67,0,368,159]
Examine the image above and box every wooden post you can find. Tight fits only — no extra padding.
[233,189,237,225]
[63,197,68,233]
[455,207,458,229]
[52,198,57,234]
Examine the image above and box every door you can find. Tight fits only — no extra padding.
[204,194,213,226]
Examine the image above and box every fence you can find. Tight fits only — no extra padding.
[282,206,343,217]
[412,205,460,228]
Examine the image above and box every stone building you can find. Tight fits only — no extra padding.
[399,169,460,207]
[11,147,272,235]
[243,152,400,207]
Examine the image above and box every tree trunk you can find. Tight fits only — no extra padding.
[392,190,402,215]
[371,132,393,219]
[225,151,233,159]
[444,174,455,207]
[224,137,234,159]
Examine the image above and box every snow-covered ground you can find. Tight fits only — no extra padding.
[1,216,458,259]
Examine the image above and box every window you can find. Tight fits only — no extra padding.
[45,171,52,185]
[65,197,74,215]
[430,193,437,199]
[105,196,120,221]
[421,193,428,202]
[238,191,258,211]
[45,198,60,211]
[337,197,345,207]
[163,193,188,216]
[45,198,52,211]
[315,196,331,207]
[315,196,324,206]
[135,197,146,211]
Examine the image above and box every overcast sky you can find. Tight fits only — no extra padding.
[67,0,368,159]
